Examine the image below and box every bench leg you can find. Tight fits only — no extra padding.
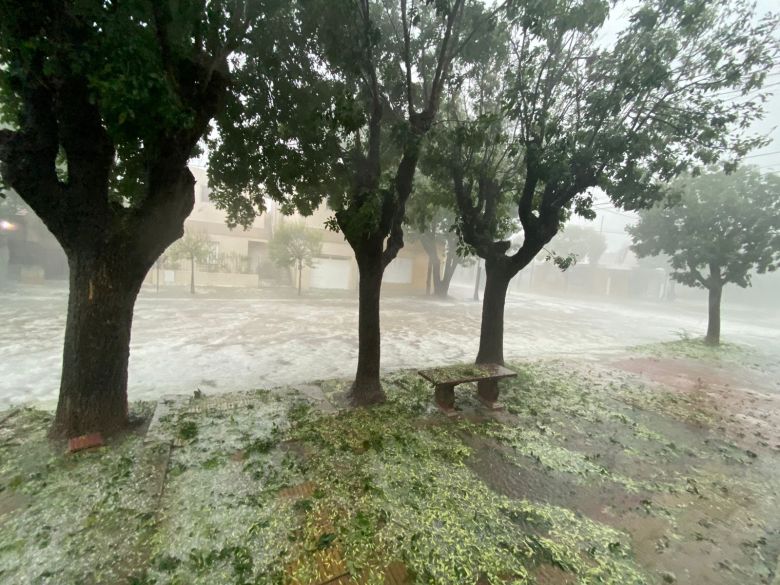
[477,379,503,410]
[434,383,457,414]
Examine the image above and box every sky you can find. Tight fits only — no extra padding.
[598,0,780,174]
[568,0,780,253]
[742,0,780,173]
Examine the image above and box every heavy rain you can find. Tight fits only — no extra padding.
[1,1,779,584]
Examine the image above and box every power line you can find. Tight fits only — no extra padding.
[710,80,780,99]
[743,149,780,159]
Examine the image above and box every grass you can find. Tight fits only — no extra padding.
[1,355,778,585]
[632,335,756,363]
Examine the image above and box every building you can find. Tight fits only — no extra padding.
[146,166,431,294]
[0,196,67,286]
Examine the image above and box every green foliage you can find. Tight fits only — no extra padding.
[0,0,255,205]
[167,230,214,265]
[268,221,323,271]
[4,357,779,584]
[628,167,780,290]
[207,1,356,227]
[284,380,648,584]
[544,250,578,271]
[176,419,198,442]
[433,0,780,279]
[549,225,607,266]
[633,338,756,364]
[0,404,159,585]
[209,0,480,251]
[406,175,462,253]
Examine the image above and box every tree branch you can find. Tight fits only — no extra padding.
[401,0,415,117]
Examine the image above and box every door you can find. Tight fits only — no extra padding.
[309,257,351,290]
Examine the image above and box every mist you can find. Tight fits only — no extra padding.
[2,191,778,411]
[1,0,779,583]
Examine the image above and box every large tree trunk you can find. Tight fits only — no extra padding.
[705,284,722,345]
[349,248,386,406]
[52,251,144,438]
[421,234,447,297]
[435,241,458,298]
[475,259,511,365]
[431,255,445,297]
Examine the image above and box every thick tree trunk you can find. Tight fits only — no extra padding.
[434,247,458,298]
[430,255,445,297]
[52,252,144,438]
[705,284,722,345]
[349,250,386,406]
[475,260,511,365]
[421,234,448,297]
[190,256,195,294]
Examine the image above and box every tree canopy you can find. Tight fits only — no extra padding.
[269,221,323,295]
[628,167,780,344]
[628,168,780,291]
[270,222,323,268]
[405,174,473,297]
[422,0,779,363]
[0,0,265,437]
[169,229,214,265]
[447,0,779,270]
[550,225,607,266]
[0,0,260,255]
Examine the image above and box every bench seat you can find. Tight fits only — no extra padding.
[418,364,516,414]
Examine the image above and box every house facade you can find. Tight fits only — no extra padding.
[145,166,430,294]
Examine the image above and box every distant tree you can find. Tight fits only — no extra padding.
[550,226,607,266]
[0,1,263,437]
[439,0,778,365]
[169,230,214,295]
[269,222,323,296]
[628,168,780,345]
[406,175,469,298]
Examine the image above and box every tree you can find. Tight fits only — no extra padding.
[269,221,323,296]
[168,229,214,295]
[406,175,469,298]
[439,0,778,365]
[210,0,483,405]
[628,167,780,345]
[550,225,607,266]
[0,1,262,437]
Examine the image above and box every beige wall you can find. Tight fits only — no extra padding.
[173,185,431,293]
[144,267,259,289]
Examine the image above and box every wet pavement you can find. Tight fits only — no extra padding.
[0,282,778,409]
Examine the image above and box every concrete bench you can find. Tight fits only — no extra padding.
[418,364,516,414]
